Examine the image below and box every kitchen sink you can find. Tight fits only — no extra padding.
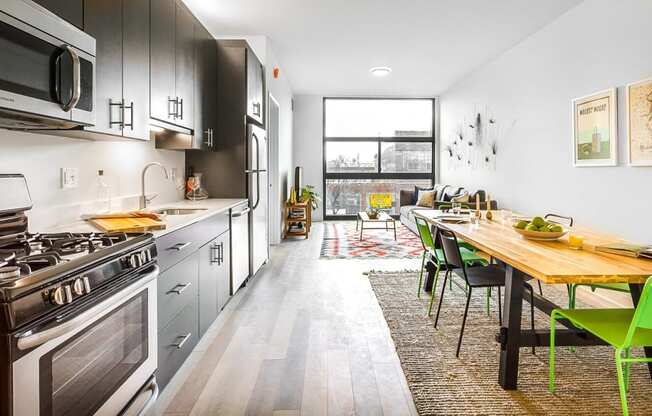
[154,208,208,216]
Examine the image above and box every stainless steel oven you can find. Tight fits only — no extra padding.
[0,0,95,129]
[12,264,158,416]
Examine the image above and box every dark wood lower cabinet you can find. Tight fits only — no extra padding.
[199,231,231,337]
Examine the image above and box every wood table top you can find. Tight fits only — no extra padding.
[414,210,652,284]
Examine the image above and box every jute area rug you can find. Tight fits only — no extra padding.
[367,270,652,415]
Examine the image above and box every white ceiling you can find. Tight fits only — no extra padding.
[183,0,582,96]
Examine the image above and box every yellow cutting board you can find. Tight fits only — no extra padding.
[89,217,167,233]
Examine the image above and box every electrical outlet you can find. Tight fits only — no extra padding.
[61,168,79,189]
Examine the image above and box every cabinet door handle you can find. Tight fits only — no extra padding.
[178,97,184,120]
[169,242,192,251]
[210,129,214,147]
[219,241,224,263]
[172,333,192,349]
[168,97,177,119]
[123,101,134,130]
[109,99,124,129]
[210,243,221,264]
[167,282,191,294]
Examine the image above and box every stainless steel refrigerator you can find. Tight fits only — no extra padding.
[247,124,269,275]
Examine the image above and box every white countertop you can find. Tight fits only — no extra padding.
[46,198,248,238]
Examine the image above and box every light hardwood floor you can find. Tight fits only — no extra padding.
[156,222,421,416]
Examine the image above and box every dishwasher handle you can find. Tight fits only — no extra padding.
[231,207,251,218]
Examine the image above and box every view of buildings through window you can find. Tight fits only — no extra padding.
[323,98,435,217]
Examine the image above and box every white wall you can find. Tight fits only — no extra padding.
[265,39,294,242]
[440,0,652,243]
[292,95,324,221]
[0,130,185,230]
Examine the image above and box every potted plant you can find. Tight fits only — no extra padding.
[366,207,379,219]
[300,185,321,210]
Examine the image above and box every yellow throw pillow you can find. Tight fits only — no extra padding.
[416,190,435,208]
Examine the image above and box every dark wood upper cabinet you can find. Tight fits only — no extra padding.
[174,2,194,129]
[33,0,84,29]
[84,0,150,140]
[150,0,195,130]
[193,23,218,150]
[246,48,264,126]
[150,0,176,125]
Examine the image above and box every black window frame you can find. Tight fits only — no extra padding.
[322,97,436,220]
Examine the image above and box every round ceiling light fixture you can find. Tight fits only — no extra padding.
[369,66,392,77]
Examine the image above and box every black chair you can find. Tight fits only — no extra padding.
[544,213,574,227]
[434,227,537,357]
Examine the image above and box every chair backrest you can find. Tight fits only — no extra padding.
[437,227,466,273]
[624,277,652,347]
[415,216,435,251]
[438,203,471,211]
[545,213,574,227]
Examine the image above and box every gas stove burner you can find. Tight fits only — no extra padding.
[0,266,21,280]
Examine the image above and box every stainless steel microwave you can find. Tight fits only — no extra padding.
[0,0,95,129]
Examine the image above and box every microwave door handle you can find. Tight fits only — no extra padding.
[60,45,81,112]
[16,265,159,351]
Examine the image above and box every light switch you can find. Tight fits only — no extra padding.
[61,168,79,189]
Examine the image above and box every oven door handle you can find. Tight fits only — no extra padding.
[120,375,159,416]
[16,265,159,351]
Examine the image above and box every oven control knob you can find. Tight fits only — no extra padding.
[131,254,142,268]
[63,285,73,304]
[72,278,85,296]
[82,276,91,294]
[50,287,65,306]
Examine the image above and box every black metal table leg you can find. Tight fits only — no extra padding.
[498,265,525,390]
[629,283,652,379]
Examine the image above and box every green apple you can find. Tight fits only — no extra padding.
[549,224,563,233]
[515,220,529,229]
[525,224,539,232]
[532,216,546,228]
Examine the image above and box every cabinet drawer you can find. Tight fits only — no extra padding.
[156,211,229,271]
[157,301,199,390]
[158,252,198,330]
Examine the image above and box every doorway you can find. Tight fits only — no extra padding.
[268,94,282,244]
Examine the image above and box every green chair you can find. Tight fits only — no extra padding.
[414,216,489,316]
[549,277,652,416]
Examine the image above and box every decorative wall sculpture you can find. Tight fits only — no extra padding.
[443,105,510,171]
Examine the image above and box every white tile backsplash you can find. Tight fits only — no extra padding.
[0,129,185,230]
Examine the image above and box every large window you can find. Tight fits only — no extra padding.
[323,98,435,218]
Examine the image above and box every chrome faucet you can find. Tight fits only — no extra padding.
[140,162,170,209]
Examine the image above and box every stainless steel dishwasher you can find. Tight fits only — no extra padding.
[230,202,250,294]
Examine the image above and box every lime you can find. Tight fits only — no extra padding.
[549,224,563,233]
[525,224,539,232]
[515,220,529,229]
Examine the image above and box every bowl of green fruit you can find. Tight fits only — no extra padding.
[512,216,568,241]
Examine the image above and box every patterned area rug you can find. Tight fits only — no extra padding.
[320,221,422,259]
[367,271,652,415]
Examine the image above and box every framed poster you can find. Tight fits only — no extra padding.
[572,88,618,166]
[626,77,652,166]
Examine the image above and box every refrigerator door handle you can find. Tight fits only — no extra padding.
[251,132,261,209]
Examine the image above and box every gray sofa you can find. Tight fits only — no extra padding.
[399,185,498,234]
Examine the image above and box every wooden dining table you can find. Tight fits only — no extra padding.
[413,209,652,390]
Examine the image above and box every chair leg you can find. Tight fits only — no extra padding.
[624,348,631,393]
[456,288,472,358]
[497,286,502,326]
[537,280,543,296]
[427,263,441,316]
[549,312,558,393]
[417,251,426,299]
[486,287,491,316]
[434,270,450,329]
[615,348,630,416]
[529,288,535,355]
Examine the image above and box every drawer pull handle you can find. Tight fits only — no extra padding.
[169,242,192,251]
[167,282,191,295]
[172,333,192,349]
